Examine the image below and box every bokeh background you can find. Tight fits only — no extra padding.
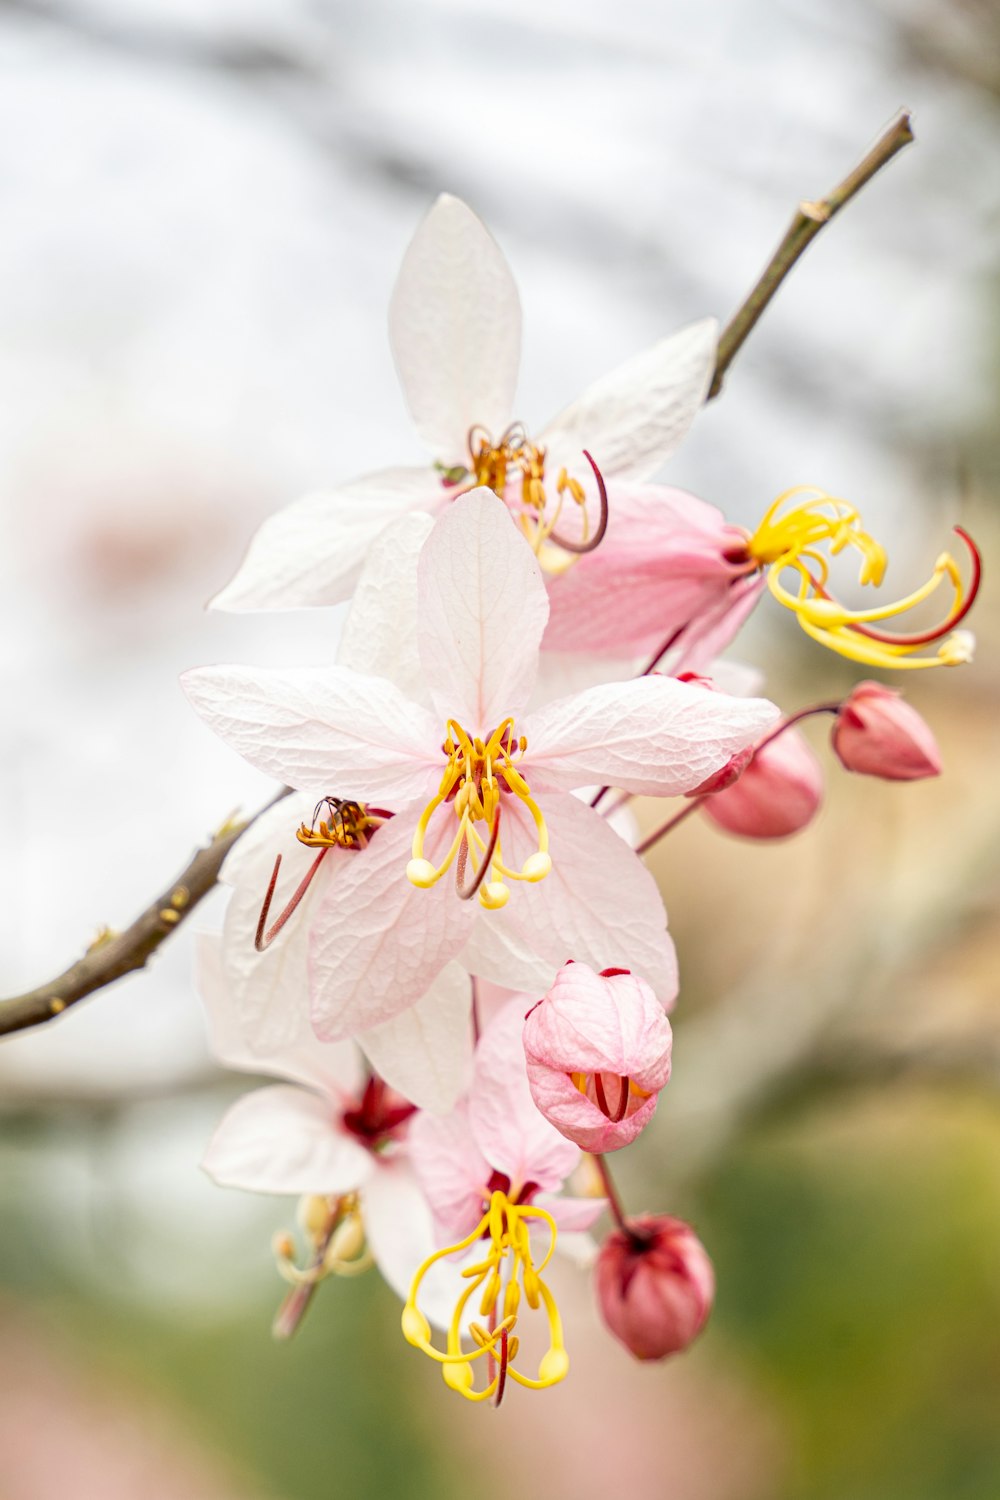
[2,1,999,1496]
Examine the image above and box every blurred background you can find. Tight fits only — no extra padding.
[1,0,999,1495]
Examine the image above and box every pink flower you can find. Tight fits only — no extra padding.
[595,1215,715,1361]
[209,193,718,611]
[522,962,672,1153]
[832,681,941,781]
[402,999,605,1400]
[700,725,823,840]
[184,491,778,1039]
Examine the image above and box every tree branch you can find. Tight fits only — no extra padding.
[0,790,289,1038]
[708,110,915,399]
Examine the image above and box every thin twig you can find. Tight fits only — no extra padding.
[0,789,290,1038]
[708,111,915,399]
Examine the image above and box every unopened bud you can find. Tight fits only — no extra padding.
[701,726,822,839]
[297,1195,333,1241]
[831,682,941,781]
[595,1215,714,1361]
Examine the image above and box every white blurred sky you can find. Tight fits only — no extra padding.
[1,0,996,1103]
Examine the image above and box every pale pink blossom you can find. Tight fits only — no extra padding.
[522,962,672,1153]
[595,1215,715,1361]
[701,724,823,840]
[832,681,941,781]
[184,491,778,1039]
[210,193,718,613]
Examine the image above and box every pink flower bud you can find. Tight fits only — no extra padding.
[700,725,822,839]
[832,682,941,781]
[523,962,672,1153]
[595,1215,715,1361]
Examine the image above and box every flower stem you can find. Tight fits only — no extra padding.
[592,1154,631,1235]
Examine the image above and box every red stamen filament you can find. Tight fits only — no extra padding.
[494,1324,510,1409]
[593,1072,631,1122]
[456,807,501,901]
[255,849,329,953]
[548,450,609,555]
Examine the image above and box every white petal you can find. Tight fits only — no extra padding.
[417,488,548,728]
[210,468,442,612]
[539,318,718,482]
[308,812,476,1038]
[357,963,473,1114]
[389,194,521,461]
[338,510,434,702]
[491,792,679,1004]
[524,674,779,796]
[181,663,441,802]
[364,1159,469,1332]
[202,1085,372,1195]
[459,912,558,997]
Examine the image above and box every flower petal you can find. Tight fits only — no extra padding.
[308,812,476,1039]
[458,912,558,997]
[202,1084,372,1195]
[468,999,580,1192]
[338,510,434,701]
[389,194,521,462]
[364,1158,473,1331]
[525,673,779,796]
[181,663,441,802]
[408,1101,492,1244]
[209,468,442,612]
[539,317,718,482]
[357,962,473,1114]
[489,792,678,1004]
[417,487,549,728]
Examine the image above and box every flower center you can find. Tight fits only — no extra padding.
[406,718,551,909]
[462,422,598,573]
[295,797,384,850]
[570,1071,651,1123]
[341,1075,416,1150]
[746,487,981,670]
[402,1188,569,1405]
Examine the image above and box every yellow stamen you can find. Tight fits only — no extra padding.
[746,487,978,669]
[402,1189,568,1403]
[464,423,597,571]
[406,719,551,905]
[296,798,383,851]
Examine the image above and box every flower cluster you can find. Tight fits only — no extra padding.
[185,195,979,1406]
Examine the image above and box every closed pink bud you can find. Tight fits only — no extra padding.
[523,962,672,1153]
[832,682,941,781]
[701,725,822,839]
[595,1215,715,1361]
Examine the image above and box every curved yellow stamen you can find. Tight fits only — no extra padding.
[402,1190,567,1403]
[748,487,978,669]
[407,717,550,903]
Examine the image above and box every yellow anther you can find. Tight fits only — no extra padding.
[403,1189,567,1402]
[748,487,979,669]
[407,717,551,902]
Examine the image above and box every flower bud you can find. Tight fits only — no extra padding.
[831,682,941,781]
[523,962,672,1153]
[700,726,822,839]
[595,1215,714,1361]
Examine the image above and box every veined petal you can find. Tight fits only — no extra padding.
[469,1000,580,1191]
[669,573,767,676]
[539,318,718,482]
[202,1085,372,1195]
[357,962,473,1114]
[338,510,434,701]
[389,194,521,462]
[408,1101,492,1245]
[524,674,779,797]
[417,487,549,728]
[489,793,678,1004]
[209,468,442,612]
[542,482,749,654]
[181,663,441,802]
[308,813,476,1039]
[459,913,558,997]
[365,1157,475,1332]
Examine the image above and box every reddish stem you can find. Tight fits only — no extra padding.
[592,1154,630,1235]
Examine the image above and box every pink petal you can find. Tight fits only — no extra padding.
[209,467,441,611]
[524,964,673,1084]
[389,194,521,462]
[357,962,473,1113]
[201,1085,372,1195]
[417,487,549,730]
[488,792,679,1004]
[524,673,779,796]
[408,1101,493,1244]
[468,1000,580,1193]
[364,1159,476,1333]
[308,811,476,1038]
[539,318,717,482]
[181,663,441,803]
